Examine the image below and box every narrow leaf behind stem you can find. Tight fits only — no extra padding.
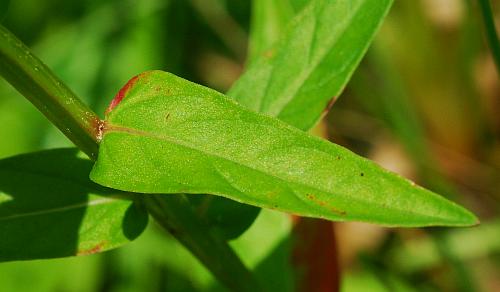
[478,0,500,76]
[91,71,478,227]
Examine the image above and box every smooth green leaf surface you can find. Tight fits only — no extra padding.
[0,148,148,262]
[248,0,294,63]
[229,0,393,131]
[192,0,297,240]
[202,0,394,240]
[91,71,478,227]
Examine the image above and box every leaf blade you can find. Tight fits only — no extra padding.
[248,0,294,63]
[229,0,393,131]
[0,148,148,262]
[203,0,395,239]
[91,71,478,227]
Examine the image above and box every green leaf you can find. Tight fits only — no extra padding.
[248,0,294,63]
[203,0,394,239]
[188,195,261,239]
[90,71,478,227]
[229,0,393,131]
[0,148,148,262]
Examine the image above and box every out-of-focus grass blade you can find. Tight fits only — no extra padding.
[389,219,500,273]
[349,43,459,198]
[341,269,418,292]
[0,254,101,292]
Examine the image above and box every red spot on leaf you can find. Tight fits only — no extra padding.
[105,75,140,115]
[306,194,346,216]
[77,241,107,256]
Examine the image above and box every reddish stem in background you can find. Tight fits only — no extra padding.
[292,217,340,292]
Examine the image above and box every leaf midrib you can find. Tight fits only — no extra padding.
[106,123,341,195]
[104,124,459,223]
[0,195,124,221]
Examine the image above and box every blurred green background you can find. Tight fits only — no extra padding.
[0,0,499,291]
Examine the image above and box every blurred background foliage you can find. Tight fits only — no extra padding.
[0,0,499,291]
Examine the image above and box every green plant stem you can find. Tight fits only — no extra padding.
[144,195,261,292]
[0,25,100,159]
[0,24,259,292]
[478,0,500,75]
